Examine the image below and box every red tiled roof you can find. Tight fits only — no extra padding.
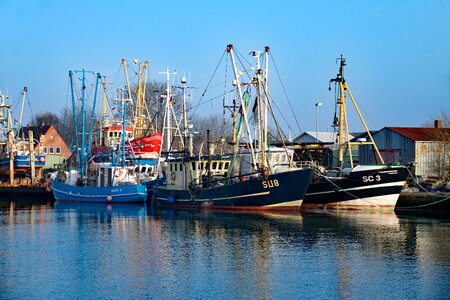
[386,127,450,141]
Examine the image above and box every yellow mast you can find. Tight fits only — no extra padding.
[330,55,384,168]
[100,79,111,146]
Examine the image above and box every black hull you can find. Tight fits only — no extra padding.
[154,168,313,211]
[302,166,409,209]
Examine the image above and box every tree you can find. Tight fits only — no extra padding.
[30,112,61,128]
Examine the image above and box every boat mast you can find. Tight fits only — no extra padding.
[263,46,269,165]
[330,55,385,168]
[159,68,184,153]
[70,69,101,179]
[175,76,192,153]
[18,87,27,135]
[121,59,135,127]
[133,59,149,138]
[227,44,258,170]
[100,77,112,145]
[253,49,264,168]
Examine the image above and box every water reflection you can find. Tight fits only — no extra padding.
[0,203,449,299]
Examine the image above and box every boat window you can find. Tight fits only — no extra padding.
[205,162,209,170]
[109,132,113,137]
[170,164,173,172]
[56,147,61,154]
[43,147,48,154]
[200,162,204,170]
[175,164,177,171]
[49,147,54,154]
[114,132,118,137]
[218,162,223,170]
[180,163,183,171]
[119,132,122,137]
[224,162,229,169]
[212,161,217,170]
[192,162,196,170]
[281,154,286,162]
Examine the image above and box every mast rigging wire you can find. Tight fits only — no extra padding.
[269,52,303,136]
[192,50,227,116]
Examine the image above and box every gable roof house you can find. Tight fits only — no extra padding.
[293,131,356,168]
[18,125,71,169]
[359,124,450,180]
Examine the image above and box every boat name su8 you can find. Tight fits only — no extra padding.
[262,179,280,189]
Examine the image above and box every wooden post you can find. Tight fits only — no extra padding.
[29,130,36,185]
[8,131,14,186]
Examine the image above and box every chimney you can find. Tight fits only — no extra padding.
[434,120,442,128]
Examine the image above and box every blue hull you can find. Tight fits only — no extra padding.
[0,155,46,177]
[145,177,166,200]
[51,179,147,203]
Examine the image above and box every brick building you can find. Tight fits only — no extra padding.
[18,125,71,169]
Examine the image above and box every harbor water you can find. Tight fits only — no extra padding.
[1,200,450,299]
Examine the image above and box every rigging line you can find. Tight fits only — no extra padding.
[111,61,123,91]
[190,89,235,110]
[234,47,254,71]
[193,50,227,115]
[350,92,379,130]
[233,48,252,80]
[262,84,290,146]
[269,52,303,135]
[26,93,35,126]
[262,85,292,137]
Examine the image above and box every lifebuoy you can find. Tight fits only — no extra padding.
[170,171,176,181]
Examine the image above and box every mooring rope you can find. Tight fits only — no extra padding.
[315,171,384,207]
[395,167,450,209]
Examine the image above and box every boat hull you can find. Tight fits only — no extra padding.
[51,179,147,203]
[154,168,314,211]
[128,133,162,158]
[0,155,45,178]
[302,165,409,210]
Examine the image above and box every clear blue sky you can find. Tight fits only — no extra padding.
[1,0,449,136]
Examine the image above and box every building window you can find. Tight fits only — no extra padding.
[43,147,48,154]
[49,147,54,154]
[56,147,61,154]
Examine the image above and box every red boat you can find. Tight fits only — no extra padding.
[127,132,163,159]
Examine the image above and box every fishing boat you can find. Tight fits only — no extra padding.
[92,59,165,191]
[51,69,146,203]
[301,56,409,210]
[0,88,45,183]
[153,44,314,211]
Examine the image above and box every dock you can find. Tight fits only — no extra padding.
[396,191,450,210]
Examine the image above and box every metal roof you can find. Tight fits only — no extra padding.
[293,131,354,144]
[386,127,450,141]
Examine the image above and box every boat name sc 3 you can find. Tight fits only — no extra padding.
[362,175,381,183]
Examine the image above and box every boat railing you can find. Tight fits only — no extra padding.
[295,160,318,169]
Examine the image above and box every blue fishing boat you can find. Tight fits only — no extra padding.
[50,69,146,203]
[51,169,147,203]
